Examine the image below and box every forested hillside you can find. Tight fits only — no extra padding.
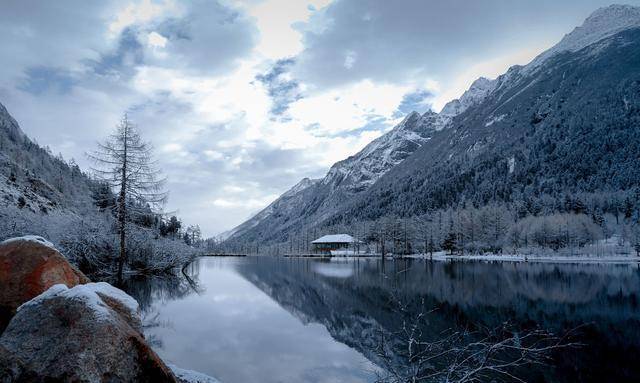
[0,103,200,278]
[225,7,640,256]
[341,26,640,221]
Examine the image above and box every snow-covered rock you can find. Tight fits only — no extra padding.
[0,282,177,382]
[440,77,496,117]
[169,364,221,383]
[1,235,57,250]
[17,282,141,328]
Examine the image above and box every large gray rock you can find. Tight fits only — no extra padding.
[0,282,177,382]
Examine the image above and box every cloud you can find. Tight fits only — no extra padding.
[4,0,640,237]
[394,89,433,117]
[150,0,259,76]
[291,0,632,91]
[90,27,146,80]
[0,1,112,87]
[18,67,77,96]
[254,58,304,120]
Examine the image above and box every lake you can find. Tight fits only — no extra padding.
[121,257,640,383]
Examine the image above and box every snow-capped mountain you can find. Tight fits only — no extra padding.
[227,4,640,244]
[439,77,496,118]
[225,109,448,241]
[226,58,509,241]
[220,177,319,241]
[323,111,437,193]
[527,4,640,72]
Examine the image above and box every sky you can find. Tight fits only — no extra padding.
[1,0,638,237]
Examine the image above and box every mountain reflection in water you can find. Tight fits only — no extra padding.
[122,257,640,383]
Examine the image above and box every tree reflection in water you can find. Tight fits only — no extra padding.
[119,257,640,383]
[120,260,204,348]
[235,258,640,383]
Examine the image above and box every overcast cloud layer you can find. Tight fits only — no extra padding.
[1,0,638,236]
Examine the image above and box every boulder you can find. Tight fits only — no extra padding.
[0,282,177,382]
[0,236,89,329]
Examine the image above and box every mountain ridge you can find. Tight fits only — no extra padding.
[226,4,640,244]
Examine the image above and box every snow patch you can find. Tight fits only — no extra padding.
[17,282,140,321]
[168,364,221,383]
[526,4,640,72]
[508,157,516,174]
[485,114,506,127]
[440,77,496,118]
[1,235,57,250]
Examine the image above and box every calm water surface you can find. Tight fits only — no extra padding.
[122,257,640,383]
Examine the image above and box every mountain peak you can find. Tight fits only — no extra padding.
[440,76,496,117]
[398,111,421,128]
[527,4,640,71]
[561,4,640,49]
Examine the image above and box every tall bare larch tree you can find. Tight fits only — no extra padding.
[89,115,167,282]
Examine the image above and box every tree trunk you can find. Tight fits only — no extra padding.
[117,125,128,284]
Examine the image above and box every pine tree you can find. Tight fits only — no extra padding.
[442,219,458,255]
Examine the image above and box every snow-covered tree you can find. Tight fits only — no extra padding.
[88,115,167,282]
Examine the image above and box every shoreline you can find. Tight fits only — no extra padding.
[275,253,640,265]
[402,253,640,264]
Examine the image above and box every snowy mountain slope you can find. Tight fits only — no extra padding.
[337,20,640,223]
[527,4,640,72]
[227,4,640,244]
[226,110,442,241]
[227,72,502,241]
[438,77,496,119]
[0,103,26,143]
[0,102,97,215]
[219,177,319,241]
[323,111,436,193]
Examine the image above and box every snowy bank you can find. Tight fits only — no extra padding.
[404,252,640,264]
[169,364,221,383]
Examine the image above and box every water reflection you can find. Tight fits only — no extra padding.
[124,257,640,383]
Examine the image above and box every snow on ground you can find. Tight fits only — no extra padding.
[405,251,640,264]
[17,282,140,320]
[168,364,221,383]
[1,235,57,250]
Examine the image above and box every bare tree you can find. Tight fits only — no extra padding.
[88,115,167,282]
[373,293,581,383]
